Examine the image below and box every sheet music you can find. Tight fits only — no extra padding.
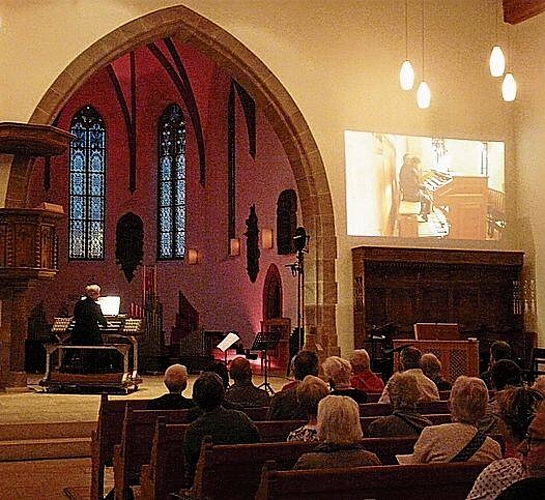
[217,332,240,352]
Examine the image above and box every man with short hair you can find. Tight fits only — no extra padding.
[481,340,512,389]
[147,363,194,410]
[497,408,545,499]
[225,356,270,407]
[349,349,385,393]
[378,346,439,404]
[268,350,319,420]
[183,372,260,484]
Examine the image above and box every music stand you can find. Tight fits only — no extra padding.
[252,330,281,395]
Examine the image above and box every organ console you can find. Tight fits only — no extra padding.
[40,315,144,392]
[399,170,489,239]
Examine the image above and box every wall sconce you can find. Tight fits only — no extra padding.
[187,249,199,264]
[261,228,274,249]
[229,238,240,256]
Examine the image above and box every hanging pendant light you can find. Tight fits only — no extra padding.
[502,25,517,102]
[417,81,431,108]
[502,73,517,101]
[489,46,506,77]
[399,1,414,90]
[489,2,505,77]
[400,60,415,90]
[416,0,430,108]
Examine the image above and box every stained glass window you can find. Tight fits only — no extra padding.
[158,103,186,259]
[69,105,106,259]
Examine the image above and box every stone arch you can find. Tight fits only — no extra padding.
[8,5,338,354]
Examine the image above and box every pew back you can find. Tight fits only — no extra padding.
[255,461,488,500]
[192,436,419,500]
[113,407,192,500]
[90,394,149,500]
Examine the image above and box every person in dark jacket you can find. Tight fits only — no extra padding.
[147,363,194,410]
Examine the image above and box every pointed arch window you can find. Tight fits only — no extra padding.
[69,105,106,260]
[158,103,186,259]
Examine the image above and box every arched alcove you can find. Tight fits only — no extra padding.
[263,264,283,320]
[6,5,338,354]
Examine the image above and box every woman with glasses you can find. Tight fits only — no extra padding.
[467,386,544,500]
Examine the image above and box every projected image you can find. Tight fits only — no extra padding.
[345,131,505,240]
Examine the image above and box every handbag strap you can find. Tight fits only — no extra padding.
[450,430,487,462]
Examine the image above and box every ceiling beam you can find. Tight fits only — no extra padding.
[503,0,545,25]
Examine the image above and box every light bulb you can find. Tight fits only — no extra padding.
[399,60,415,90]
[489,46,506,77]
[417,81,431,109]
[502,73,517,102]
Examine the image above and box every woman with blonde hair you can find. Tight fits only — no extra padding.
[367,372,432,437]
[408,376,502,464]
[322,356,368,403]
[293,395,381,469]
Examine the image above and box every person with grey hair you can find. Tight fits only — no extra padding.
[287,375,330,442]
[322,356,368,403]
[421,352,452,391]
[378,346,439,404]
[407,376,502,464]
[468,386,544,500]
[225,356,270,407]
[293,395,382,470]
[147,363,194,410]
[349,349,385,393]
[367,372,432,437]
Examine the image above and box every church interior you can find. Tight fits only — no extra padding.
[1,0,545,498]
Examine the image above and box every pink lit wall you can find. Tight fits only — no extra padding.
[27,40,299,350]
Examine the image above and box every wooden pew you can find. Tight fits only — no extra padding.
[255,461,488,500]
[90,394,150,500]
[113,407,193,500]
[189,436,419,500]
[138,420,190,500]
[358,400,449,417]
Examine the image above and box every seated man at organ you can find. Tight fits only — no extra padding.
[399,153,432,222]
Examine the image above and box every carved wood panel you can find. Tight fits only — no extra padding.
[352,247,524,349]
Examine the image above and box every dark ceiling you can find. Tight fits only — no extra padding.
[503,0,545,24]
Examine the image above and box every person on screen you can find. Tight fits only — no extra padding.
[399,153,431,222]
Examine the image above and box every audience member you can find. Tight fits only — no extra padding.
[205,360,230,389]
[532,375,545,396]
[225,356,270,407]
[421,352,452,391]
[147,363,194,410]
[293,395,382,470]
[349,349,385,393]
[490,359,523,391]
[287,375,329,442]
[468,387,544,500]
[268,350,319,420]
[481,341,512,390]
[379,347,439,404]
[496,405,545,499]
[479,359,523,436]
[367,372,432,437]
[322,356,368,403]
[183,372,260,485]
[407,376,501,464]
